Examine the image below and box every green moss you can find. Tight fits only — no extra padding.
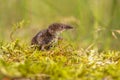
[0,40,120,80]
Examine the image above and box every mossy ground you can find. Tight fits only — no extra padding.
[0,40,120,80]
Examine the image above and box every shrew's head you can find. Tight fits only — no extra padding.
[48,23,73,35]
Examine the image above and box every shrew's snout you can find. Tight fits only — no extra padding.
[64,25,73,29]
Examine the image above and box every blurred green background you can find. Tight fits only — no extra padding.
[0,0,120,50]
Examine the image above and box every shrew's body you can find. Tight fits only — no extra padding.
[31,23,73,50]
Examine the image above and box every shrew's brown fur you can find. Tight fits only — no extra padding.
[31,23,73,50]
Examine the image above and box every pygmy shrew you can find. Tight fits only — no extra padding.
[31,23,73,50]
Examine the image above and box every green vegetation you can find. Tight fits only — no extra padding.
[0,22,119,79]
[0,39,120,80]
[0,0,120,80]
[0,0,120,50]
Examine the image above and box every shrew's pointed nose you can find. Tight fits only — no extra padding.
[64,25,73,29]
